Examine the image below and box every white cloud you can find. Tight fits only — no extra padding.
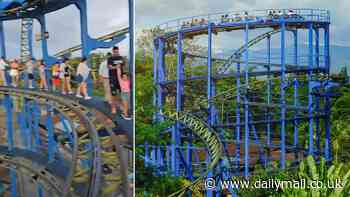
[3,0,129,59]
[136,0,350,46]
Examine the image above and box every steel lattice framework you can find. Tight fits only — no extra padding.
[146,8,339,196]
[0,0,133,196]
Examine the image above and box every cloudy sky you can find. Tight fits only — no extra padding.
[136,0,350,50]
[4,0,129,59]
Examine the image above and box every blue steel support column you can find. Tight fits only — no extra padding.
[173,32,183,176]
[76,0,90,58]
[293,79,299,159]
[36,15,53,90]
[315,28,320,68]
[18,110,30,149]
[171,128,176,175]
[10,169,16,197]
[308,23,314,156]
[5,94,16,196]
[37,15,50,64]
[208,23,215,125]
[324,26,330,73]
[38,15,48,59]
[158,39,165,121]
[266,35,271,167]
[4,95,14,151]
[235,61,240,171]
[58,114,74,147]
[243,23,250,177]
[128,0,134,113]
[0,21,6,58]
[46,104,57,163]
[33,101,41,150]
[25,100,34,150]
[315,96,320,155]
[144,142,149,167]
[76,0,93,95]
[324,24,331,161]
[293,30,299,160]
[37,184,44,197]
[186,143,193,180]
[324,95,331,161]
[280,21,286,169]
[153,41,158,120]
[207,23,214,197]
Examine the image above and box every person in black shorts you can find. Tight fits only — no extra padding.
[60,58,73,94]
[26,58,35,89]
[108,46,124,114]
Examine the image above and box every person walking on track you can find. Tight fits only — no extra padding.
[99,52,112,103]
[76,57,91,100]
[0,57,8,86]
[107,46,124,114]
[60,58,73,95]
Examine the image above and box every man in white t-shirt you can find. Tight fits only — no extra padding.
[99,52,112,103]
[0,57,8,86]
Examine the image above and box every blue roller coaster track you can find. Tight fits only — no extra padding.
[0,0,133,197]
[145,8,340,196]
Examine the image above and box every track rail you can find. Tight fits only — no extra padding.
[54,27,129,57]
[156,8,330,39]
[0,154,62,196]
[159,110,223,196]
[0,87,130,197]
[217,29,281,74]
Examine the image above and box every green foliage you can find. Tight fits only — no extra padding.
[234,156,350,197]
[135,61,171,146]
[281,156,350,196]
[331,84,350,162]
[135,159,186,197]
[235,167,296,197]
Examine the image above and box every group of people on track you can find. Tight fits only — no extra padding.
[180,9,300,29]
[0,46,131,120]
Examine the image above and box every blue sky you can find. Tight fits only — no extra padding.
[3,0,129,59]
[136,0,350,48]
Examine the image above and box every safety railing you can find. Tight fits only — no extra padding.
[156,8,330,35]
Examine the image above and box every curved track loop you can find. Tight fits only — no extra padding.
[0,86,130,197]
[217,29,281,74]
[0,151,64,196]
[156,78,323,196]
[183,27,309,77]
[178,29,282,75]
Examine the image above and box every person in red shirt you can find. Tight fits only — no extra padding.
[52,63,61,91]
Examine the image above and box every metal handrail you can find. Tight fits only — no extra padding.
[156,8,330,35]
